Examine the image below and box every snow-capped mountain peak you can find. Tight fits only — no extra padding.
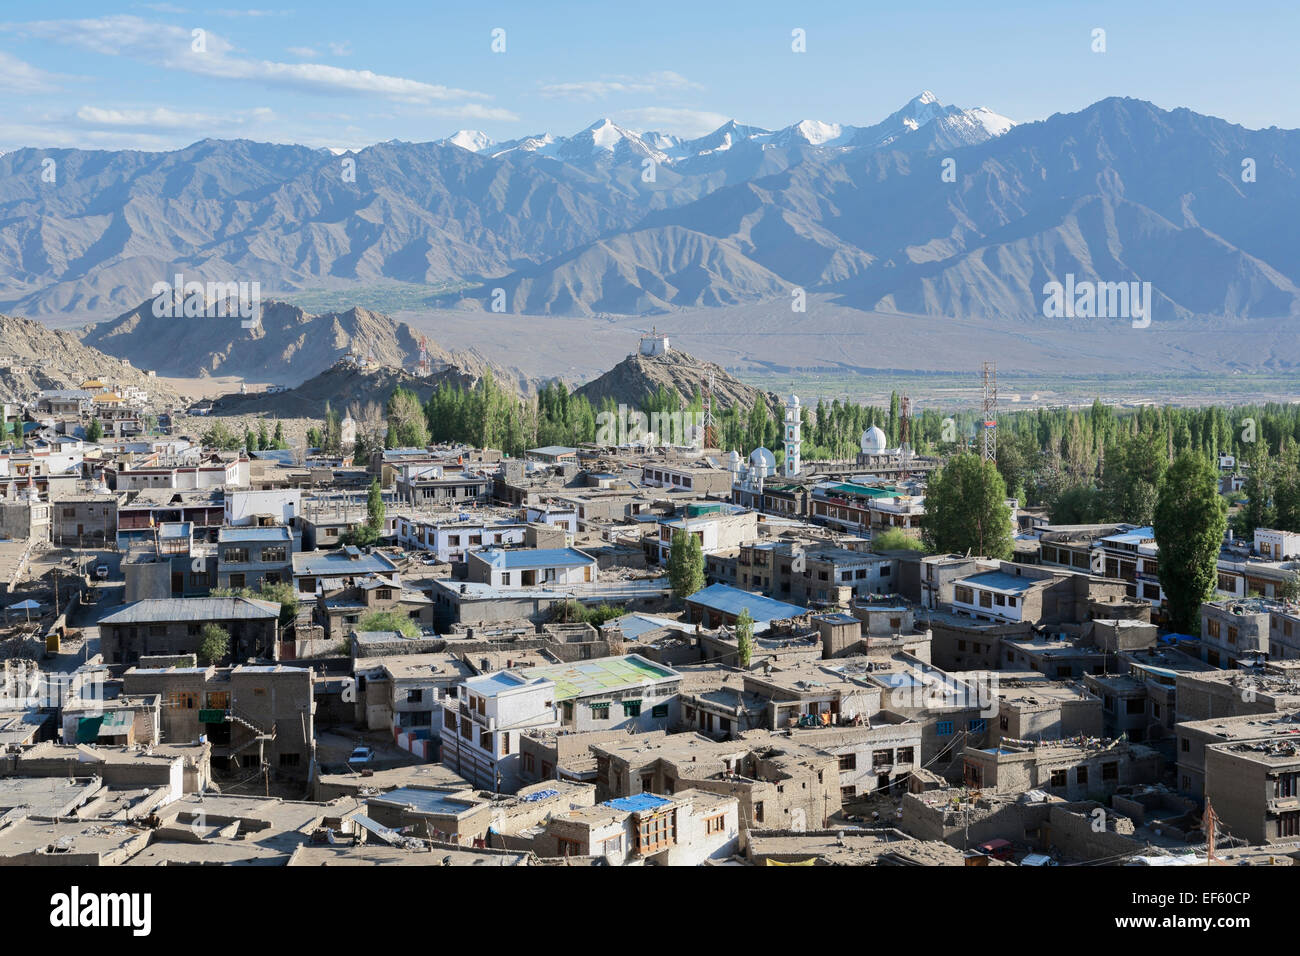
[444,92,1015,166]
[443,129,495,152]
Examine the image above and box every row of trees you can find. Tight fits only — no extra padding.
[202,418,289,453]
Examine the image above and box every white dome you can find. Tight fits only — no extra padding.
[749,447,776,473]
[860,426,887,455]
[787,394,801,406]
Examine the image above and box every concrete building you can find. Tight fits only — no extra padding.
[524,655,681,733]
[439,670,561,792]
[546,789,741,865]
[961,737,1162,799]
[99,596,281,666]
[1204,731,1300,844]
[1200,598,1273,667]
[591,730,843,833]
[121,663,314,777]
[466,547,598,588]
[216,525,292,590]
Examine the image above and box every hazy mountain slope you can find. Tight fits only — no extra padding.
[206,361,486,419]
[81,299,528,388]
[0,313,182,406]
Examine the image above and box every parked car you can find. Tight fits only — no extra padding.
[347,746,375,768]
[975,839,1015,861]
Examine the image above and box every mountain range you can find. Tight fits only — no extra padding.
[1,92,1298,334]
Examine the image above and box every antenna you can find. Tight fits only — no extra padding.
[981,362,997,463]
[704,371,717,449]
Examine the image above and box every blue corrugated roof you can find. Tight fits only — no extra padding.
[605,793,670,813]
[685,583,805,622]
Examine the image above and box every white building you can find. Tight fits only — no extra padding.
[440,671,560,791]
[466,547,598,588]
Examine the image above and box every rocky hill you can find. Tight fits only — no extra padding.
[575,347,780,417]
[0,314,182,407]
[206,360,490,420]
[81,299,526,390]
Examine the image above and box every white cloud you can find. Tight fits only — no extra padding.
[538,71,701,101]
[327,41,351,56]
[2,15,496,103]
[286,45,318,58]
[72,105,275,131]
[0,51,63,94]
[617,107,730,137]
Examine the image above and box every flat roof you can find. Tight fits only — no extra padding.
[961,571,1039,594]
[474,547,594,570]
[465,671,536,697]
[368,788,481,816]
[523,655,679,701]
[219,526,292,542]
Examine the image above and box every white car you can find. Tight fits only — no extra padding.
[347,746,375,768]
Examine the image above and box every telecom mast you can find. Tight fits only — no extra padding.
[981,362,997,462]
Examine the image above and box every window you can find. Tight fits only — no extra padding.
[704,815,726,835]
[999,714,1009,731]
[480,728,492,750]
[1125,698,1144,714]
[590,702,611,720]
[444,709,456,729]
[936,721,954,736]
[602,835,623,855]
[229,573,245,589]
[641,774,654,792]
[1101,761,1119,781]
[1207,619,1221,638]
[1050,769,1068,788]
[1181,737,1189,752]
[651,704,668,718]
[407,688,423,703]
[968,719,987,734]
[524,753,535,773]
[1279,773,1299,799]
[279,752,300,768]
[1076,765,1088,785]
[261,546,286,563]
[556,837,581,857]
[896,748,914,765]
[838,753,857,771]
[753,801,764,823]
[1280,811,1300,838]
[637,811,676,852]
[623,700,642,718]
[872,749,893,769]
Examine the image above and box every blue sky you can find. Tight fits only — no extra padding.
[1,0,1296,152]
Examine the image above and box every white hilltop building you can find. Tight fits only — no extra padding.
[638,327,670,357]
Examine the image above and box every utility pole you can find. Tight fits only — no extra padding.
[981,362,997,463]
